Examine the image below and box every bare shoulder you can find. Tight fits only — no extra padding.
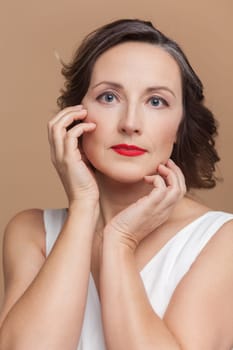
[163,211,233,348]
[0,209,46,324]
[3,208,46,260]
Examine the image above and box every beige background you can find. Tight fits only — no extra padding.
[0,0,233,304]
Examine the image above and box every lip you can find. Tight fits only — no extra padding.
[111,144,147,157]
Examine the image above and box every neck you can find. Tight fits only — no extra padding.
[96,172,153,226]
[95,172,193,231]
[96,174,152,224]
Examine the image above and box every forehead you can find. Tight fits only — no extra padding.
[90,42,182,93]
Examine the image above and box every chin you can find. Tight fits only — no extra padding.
[87,153,159,183]
[95,165,152,184]
[109,173,145,184]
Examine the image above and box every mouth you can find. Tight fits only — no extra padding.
[111,144,147,157]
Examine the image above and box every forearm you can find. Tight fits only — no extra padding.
[100,233,181,350]
[0,202,97,350]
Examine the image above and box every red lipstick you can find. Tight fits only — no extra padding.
[111,144,146,157]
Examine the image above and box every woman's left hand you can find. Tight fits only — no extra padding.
[104,159,186,251]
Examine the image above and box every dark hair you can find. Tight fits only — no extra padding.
[57,18,220,190]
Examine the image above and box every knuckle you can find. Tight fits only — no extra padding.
[153,187,166,201]
[168,187,180,201]
[48,118,57,130]
[183,184,187,194]
[63,105,81,113]
[50,156,56,166]
[159,187,167,196]
[50,123,60,136]
[47,123,53,136]
[47,118,53,127]
[65,131,74,141]
[174,190,182,201]
[51,157,57,168]
[67,126,78,136]
[63,154,70,166]
[50,152,60,166]
[181,188,186,198]
[173,187,180,197]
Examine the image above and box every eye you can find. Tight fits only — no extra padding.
[97,92,117,103]
[149,96,168,108]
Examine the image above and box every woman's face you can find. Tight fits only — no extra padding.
[82,41,183,183]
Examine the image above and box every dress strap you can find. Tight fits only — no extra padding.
[43,208,67,256]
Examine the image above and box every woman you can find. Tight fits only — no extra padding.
[0,19,233,349]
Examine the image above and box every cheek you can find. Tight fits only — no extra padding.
[81,127,97,152]
[81,119,105,158]
[152,121,180,147]
[82,102,116,145]
[149,118,182,164]
[84,104,99,123]
[81,104,102,150]
[81,132,97,167]
[166,126,179,144]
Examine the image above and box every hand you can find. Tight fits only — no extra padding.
[48,105,99,205]
[104,159,186,251]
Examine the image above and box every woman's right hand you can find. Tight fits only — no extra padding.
[48,105,99,206]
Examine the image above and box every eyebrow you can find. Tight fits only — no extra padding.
[91,81,176,98]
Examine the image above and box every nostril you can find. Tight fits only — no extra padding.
[121,128,140,134]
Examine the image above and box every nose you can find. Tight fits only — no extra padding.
[118,104,142,136]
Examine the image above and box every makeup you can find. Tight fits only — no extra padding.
[111,144,147,157]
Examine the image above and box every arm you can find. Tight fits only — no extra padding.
[100,220,233,350]
[0,105,99,350]
[99,161,233,349]
[0,203,97,350]
[100,234,180,349]
[100,161,184,349]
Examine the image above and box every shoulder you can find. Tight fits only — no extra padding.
[3,207,68,266]
[2,209,47,284]
[164,210,233,348]
[4,208,46,257]
[5,208,45,232]
[185,208,233,273]
[178,197,233,238]
[0,209,47,324]
[194,211,233,274]
[200,211,233,257]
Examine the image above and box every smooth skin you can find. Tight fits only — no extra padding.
[0,42,233,350]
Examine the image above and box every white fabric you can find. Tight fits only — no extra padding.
[43,209,233,349]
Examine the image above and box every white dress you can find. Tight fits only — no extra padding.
[43,209,233,349]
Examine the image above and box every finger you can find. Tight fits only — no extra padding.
[78,135,92,166]
[143,174,167,204]
[144,173,166,187]
[48,109,88,161]
[48,105,83,127]
[157,163,185,203]
[47,106,85,147]
[64,122,96,159]
[157,163,179,188]
[48,108,88,142]
[166,159,186,195]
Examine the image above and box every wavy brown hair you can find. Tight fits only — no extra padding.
[57,19,220,190]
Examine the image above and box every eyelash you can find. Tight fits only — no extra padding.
[96,92,117,103]
[96,92,169,108]
[148,96,169,107]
